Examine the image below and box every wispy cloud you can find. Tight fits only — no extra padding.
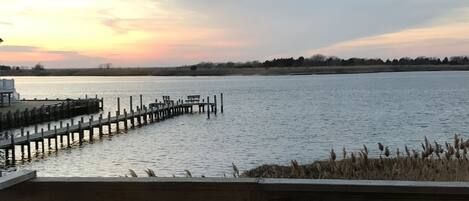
[311,21,469,58]
[0,45,106,68]
[1,0,469,67]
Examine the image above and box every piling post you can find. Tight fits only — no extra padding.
[54,126,58,150]
[20,128,24,158]
[131,109,135,128]
[107,111,111,134]
[214,95,217,115]
[10,134,15,164]
[99,114,103,137]
[41,128,45,154]
[207,96,210,119]
[124,109,128,130]
[78,121,83,145]
[89,117,94,141]
[66,123,70,148]
[130,96,133,111]
[26,131,31,160]
[70,120,74,141]
[117,97,121,114]
[140,94,143,110]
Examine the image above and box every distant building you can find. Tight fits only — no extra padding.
[0,79,19,107]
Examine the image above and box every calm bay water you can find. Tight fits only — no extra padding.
[6,71,469,177]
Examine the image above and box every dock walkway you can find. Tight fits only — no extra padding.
[0,94,223,165]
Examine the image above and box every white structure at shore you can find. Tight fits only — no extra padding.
[0,79,19,106]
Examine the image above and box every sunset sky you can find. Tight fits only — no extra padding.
[1,0,469,68]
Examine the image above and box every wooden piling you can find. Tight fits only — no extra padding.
[41,128,45,154]
[10,134,15,164]
[99,114,103,137]
[130,96,133,111]
[124,109,128,131]
[107,112,111,134]
[117,97,121,114]
[54,126,58,150]
[140,94,143,110]
[207,96,210,119]
[20,129,24,158]
[26,131,31,160]
[89,117,94,141]
[66,124,70,148]
[214,95,217,115]
[78,121,83,145]
[130,109,135,128]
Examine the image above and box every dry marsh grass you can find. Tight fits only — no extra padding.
[243,135,469,181]
[126,135,469,181]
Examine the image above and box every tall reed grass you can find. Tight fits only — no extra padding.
[243,135,469,181]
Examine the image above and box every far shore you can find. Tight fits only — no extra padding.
[2,65,469,76]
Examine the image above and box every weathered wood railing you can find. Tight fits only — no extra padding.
[0,98,103,131]
[1,172,469,201]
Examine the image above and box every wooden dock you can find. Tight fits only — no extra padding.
[0,98,103,131]
[0,94,223,165]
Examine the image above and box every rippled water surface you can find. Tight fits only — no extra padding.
[5,72,469,177]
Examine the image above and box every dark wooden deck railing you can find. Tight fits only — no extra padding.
[2,170,469,201]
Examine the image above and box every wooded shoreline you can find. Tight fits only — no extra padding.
[2,65,469,76]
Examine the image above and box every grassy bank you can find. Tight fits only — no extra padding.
[2,65,469,76]
[243,135,469,181]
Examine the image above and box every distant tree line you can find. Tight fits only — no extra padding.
[190,55,469,69]
[2,55,469,71]
[0,63,45,71]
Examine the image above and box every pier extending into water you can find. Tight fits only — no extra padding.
[0,93,223,166]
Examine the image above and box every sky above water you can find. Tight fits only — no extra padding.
[1,0,469,68]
